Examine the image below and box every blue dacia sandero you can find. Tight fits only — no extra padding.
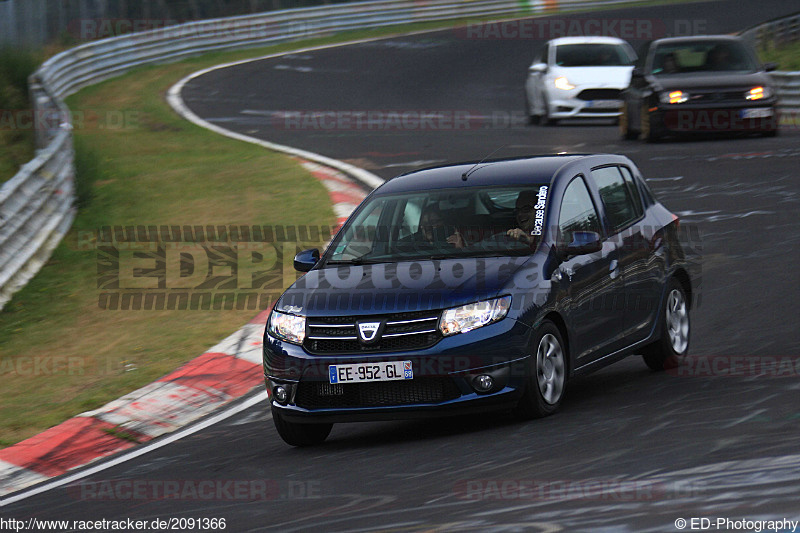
[263,154,699,446]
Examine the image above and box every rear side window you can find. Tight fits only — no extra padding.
[591,166,640,233]
[619,166,644,216]
[558,176,601,245]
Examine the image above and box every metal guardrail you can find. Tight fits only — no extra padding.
[2,0,800,309]
[771,72,800,110]
[741,12,800,49]
[740,13,800,115]
[0,0,619,310]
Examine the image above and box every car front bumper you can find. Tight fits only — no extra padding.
[264,317,533,423]
[654,101,778,133]
[548,96,623,119]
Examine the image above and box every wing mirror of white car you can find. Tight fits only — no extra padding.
[529,63,548,74]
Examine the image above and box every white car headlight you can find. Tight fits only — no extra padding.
[554,76,575,91]
[440,296,512,336]
[268,311,306,344]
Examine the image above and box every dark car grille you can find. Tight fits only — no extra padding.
[304,310,442,354]
[690,91,747,103]
[295,377,462,409]
[577,89,621,101]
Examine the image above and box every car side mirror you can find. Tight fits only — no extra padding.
[293,248,320,272]
[631,66,644,79]
[529,63,548,74]
[764,62,778,72]
[565,231,602,257]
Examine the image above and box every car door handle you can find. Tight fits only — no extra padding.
[609,259,619,280]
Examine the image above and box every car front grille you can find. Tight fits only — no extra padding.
[577,89,621,101]
[304,310,442,354]
[690,91,747,103]
[295,377,462,409]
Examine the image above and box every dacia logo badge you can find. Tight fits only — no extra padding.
[357,321,382,343]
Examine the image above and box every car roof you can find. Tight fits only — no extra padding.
[547,36,629,46]
[377,154,624,194]
[650,34,744,47]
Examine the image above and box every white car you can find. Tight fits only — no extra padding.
[525,36,637,125]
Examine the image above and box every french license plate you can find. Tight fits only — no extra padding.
[329,361,413,384]
[586,100,621,109]
[739,108,773,119]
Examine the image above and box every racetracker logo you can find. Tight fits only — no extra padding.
[271,110,530,130]
[457,18,707,40]
[453,479,704,501]
[667,355,800,378]
[68,479,321,501]
[664,109,778,132]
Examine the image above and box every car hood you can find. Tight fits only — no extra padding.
[275,256,540,317]
[654,71,773,91]
[551,66,633,88]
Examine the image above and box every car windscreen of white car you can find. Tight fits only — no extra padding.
[555,44,634,67]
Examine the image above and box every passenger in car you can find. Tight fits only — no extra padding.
[397,205,465,251]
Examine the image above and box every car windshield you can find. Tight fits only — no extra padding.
[554,43,634,67]
[326,184,551,264]
[651,40,759,75]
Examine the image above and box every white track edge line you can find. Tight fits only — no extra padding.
[1,391,268,507]
[165,38,398,191]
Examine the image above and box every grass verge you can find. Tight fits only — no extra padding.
[0,50,337,448]
[758,40,800,71]
[0,47,41,183]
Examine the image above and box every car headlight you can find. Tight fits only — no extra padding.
[440,296,512,336]
[268,311,306,344]
[660,90,688,104]
[745,86,771,100]
[554,76,575,91]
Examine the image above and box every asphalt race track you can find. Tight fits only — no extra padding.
[4,1,800,531]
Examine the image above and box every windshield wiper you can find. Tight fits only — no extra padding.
[324,257,387,266]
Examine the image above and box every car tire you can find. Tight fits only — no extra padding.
[272,405,333,447]
[514,321,567,419]
[642,278,690,371]
[620,102,638,140]
[641,103,665,142]
[542,94,558,126]
[525,91,540,125]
